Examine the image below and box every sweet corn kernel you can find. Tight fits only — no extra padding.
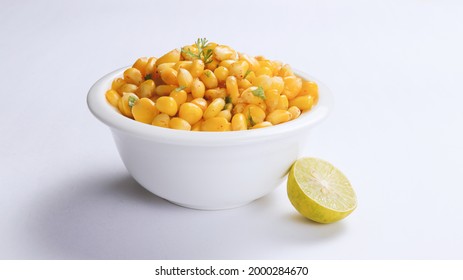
[266,109,292,125]
[160,67,178,86]
[283,76,302,100]
[155,49,181,66]
[177,68,193,90]
[169,117,191,131]
[191,98,208,112]
[191,78,205,98]
[123,67,143,86]
[288,106,301,120]
[132,98,158,124]
[156,96,178,116]
[203,98,225,119]
[252,121,272,129]
[137,79,155,98]
[155,85,177,96]
[199,70,218,89]
[152,113,170,128]
[105,89,120,107]
[179,102,203,125]
[289,95,314,111]
[201,117,231,131]
[170,89,187,107]
[214,66,229,83]
[231,113,247,131]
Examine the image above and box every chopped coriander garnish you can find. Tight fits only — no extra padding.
[248,114,256,127]
[175,85,186,91]
[252,86,266,100]
[181,38,214,64]
[144,73,152,80]
[225,96,232,104]
[128,96,137,108]
[243,69,252,79]
[205,70,211,77]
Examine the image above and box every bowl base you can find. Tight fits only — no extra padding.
[167,199,253,211]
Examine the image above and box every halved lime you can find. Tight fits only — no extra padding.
[287,157,357,223]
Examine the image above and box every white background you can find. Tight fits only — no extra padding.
[1,0,462,259]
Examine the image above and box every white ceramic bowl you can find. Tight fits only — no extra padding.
[87,67,332,210]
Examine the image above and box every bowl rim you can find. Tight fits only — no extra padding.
[87,67,333,146]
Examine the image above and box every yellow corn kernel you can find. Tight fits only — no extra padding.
[118,92,138,118]
[224,102,233,111]
[289,95,314,111]
[214,66,229,83]
[205,88,227,100]
[270,76,285,94]
[216,110,232,122]
[123,67,143,86]
[219,59,236,69]
[105,89,120,107]
[155,85,177,96]
[132,57,148,74]
[132,98,158,124]
[244,71,256,82]
[111,78,126,92]
[232,103,246,114]
[279,64,293,77]
[229,60,249,79]
[179,102,203,125]
[225,76,239,104]
[240,86,266,106]
[118,83,138,95]
[258,60,273,69]
[299,80,319,104]
[137,79,155,98]
[181,45,199,60]
[169,117,191,131]
[237,78,252,89]
[199,70,218,89]
[189,59,205,78]
[288,106,301,120]
[173,61,193,72]
[156,62,176,74]
[244,104,266,126]
[191,98,208,112]
[270,60,283,76]
[283,76,302,100]
[265,88,280,112]
[213,45,236,61]
[255,55,267,61]
[170,89,187,107]
[205,58,219,71]
[239,53,260,72]
[155,49,181,66]
[231,113,247,131]
[252,121,272,129]
[276,95,289,110]
[177,68,193,90]
[191,120,203,131]
[144,57,157,77]
[152,113,170,128]
[155,96,178,116]
[160,67,178,86]
[252,74,272,91]
[191,78,205,98]
[266,109,292,125]
[203,98,225,120]
[201,117,231,131]
[255,66,273,77]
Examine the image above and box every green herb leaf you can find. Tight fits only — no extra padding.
[144,73,152,80]
[181,47,200,59]
[252,86,266,100]
[128,96,137,108]
[175,85,186,91]
[204,70,211,77]
[248,114,256,127]
[243,69,252,79]
[225,96,232,104]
